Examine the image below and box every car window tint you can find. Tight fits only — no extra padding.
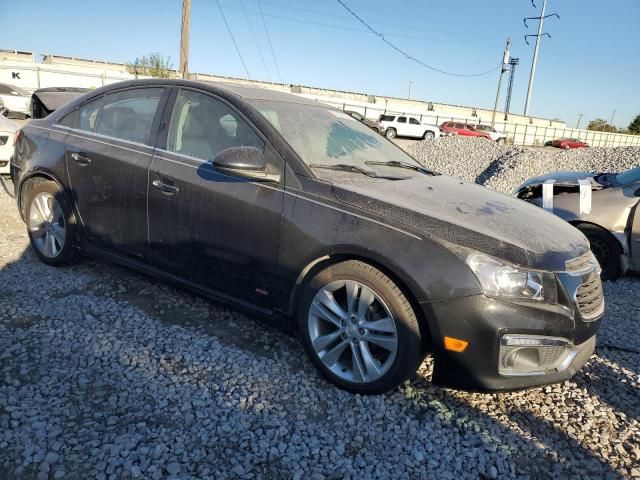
[59,109,77,128]
[409,118,420,125]
[380,115,395,122]
[78,97,104,132]
[454,123,465,129]
[397,117,407,123]
[167,89,264,161]
[95,88,163,144]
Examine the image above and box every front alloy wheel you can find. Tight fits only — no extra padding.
[298,260,425,394]
[308,280,398,384]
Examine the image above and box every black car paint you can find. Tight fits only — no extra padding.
[11,79,602,391]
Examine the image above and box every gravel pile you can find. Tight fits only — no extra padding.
[406,136,640,193]
[1,168,639,479]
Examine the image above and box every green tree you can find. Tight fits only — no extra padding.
[587,118,617,133]
[126,53,174,78]
[629,114,640,135]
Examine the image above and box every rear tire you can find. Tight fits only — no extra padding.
[385,128,397,139]
[297,260,425,394]
[25,180,79,267]
[576,224,622,280]
[423,131,435,140]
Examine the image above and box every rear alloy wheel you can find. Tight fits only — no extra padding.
[26,180,78,266]
[576,224,622,280]
[423,131,435,140]
[298,261,425,394]
[385,128,397,139]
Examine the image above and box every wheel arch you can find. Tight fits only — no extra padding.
[569,220,625,253]
[288,251,433,349]
[17,171,67,221]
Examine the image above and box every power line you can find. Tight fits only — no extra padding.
[215,0,252,79]
[256,0,283,83]
[240,0,271,81]
[335,0,501,77]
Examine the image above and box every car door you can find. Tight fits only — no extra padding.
[396,116,408,136]
[147,87,285,308]
[408,117,423,137]
[64,87,167,260]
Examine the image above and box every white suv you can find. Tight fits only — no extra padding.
[379,114,440,140]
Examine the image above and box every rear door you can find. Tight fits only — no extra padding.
[396,116,408,136]
[65,87,167,260]
[147,87,285,307]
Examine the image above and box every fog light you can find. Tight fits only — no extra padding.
[499,335,574,376]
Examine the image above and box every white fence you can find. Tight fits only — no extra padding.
[322,100,640,148]
[2,63,638,148]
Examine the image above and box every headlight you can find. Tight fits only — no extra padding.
[466,252,557,303]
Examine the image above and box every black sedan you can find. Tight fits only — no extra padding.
[11,79,604,393]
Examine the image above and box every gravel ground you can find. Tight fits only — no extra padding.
[406,136,640,194]
[1,151,640,480]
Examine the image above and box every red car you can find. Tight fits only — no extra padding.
[547,138,589,150]
[439,122,492,139]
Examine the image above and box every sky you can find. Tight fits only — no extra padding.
[2,0,639,128]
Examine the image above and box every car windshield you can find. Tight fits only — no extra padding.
[615,166,640,184]
[252,100,423,174]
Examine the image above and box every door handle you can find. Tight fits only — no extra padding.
[70,152,91,166]
[152,179,180,195]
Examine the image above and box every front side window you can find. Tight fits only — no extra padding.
[167,89,264,161]
[409,118,420,125]
[78,97,104,132]
[95,88,163,144]
[397,117,407,123]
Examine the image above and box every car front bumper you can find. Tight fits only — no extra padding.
[421,292,602,391]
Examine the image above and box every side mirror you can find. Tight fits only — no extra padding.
[213,146,280,183]
[634,187,640,197]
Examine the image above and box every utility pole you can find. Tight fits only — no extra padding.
[523,0,559,116]
[609,110,616,129]
[504,57,519,118]
[180,0,191,79]
[408,79,413,100]
[491,38,511,127]
[576,113,584,129]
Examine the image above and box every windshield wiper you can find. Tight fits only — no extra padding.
[309,163,381,178]
[365,160,440,176]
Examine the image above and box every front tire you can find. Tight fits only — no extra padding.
[25,180,79,266]
[576,224,622,280]
[385,128,397,139]
[423,131,435,140]
[297,261,425,394]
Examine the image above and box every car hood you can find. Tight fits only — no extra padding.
[515,171,605,192]
[332,175,589,271]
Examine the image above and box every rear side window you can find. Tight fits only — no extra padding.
[78,97,104,132]
[380,115,395,122]
[409,118,420,125]
[454,123,465,129]
[397,117,407,123]
[95,88,163,144]
[167,89,264,161]
[58,109,78,128]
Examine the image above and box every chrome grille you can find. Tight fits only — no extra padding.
[565,251,595,274]
[575,276,604,321]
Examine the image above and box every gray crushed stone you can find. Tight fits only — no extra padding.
[1,159,639,479]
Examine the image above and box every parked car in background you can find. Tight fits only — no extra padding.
[514,166,640,280]
[0,114,18,175]
[474,124,507,143]
[379,114,440,140]
[0,83,30,119]
[344,110,383,134]
[12,79,604,394]
[439,122,492,139]
[546,138,589,150]
[29,87,91,119]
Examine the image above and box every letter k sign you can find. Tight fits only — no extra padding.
[12,72,21,79]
